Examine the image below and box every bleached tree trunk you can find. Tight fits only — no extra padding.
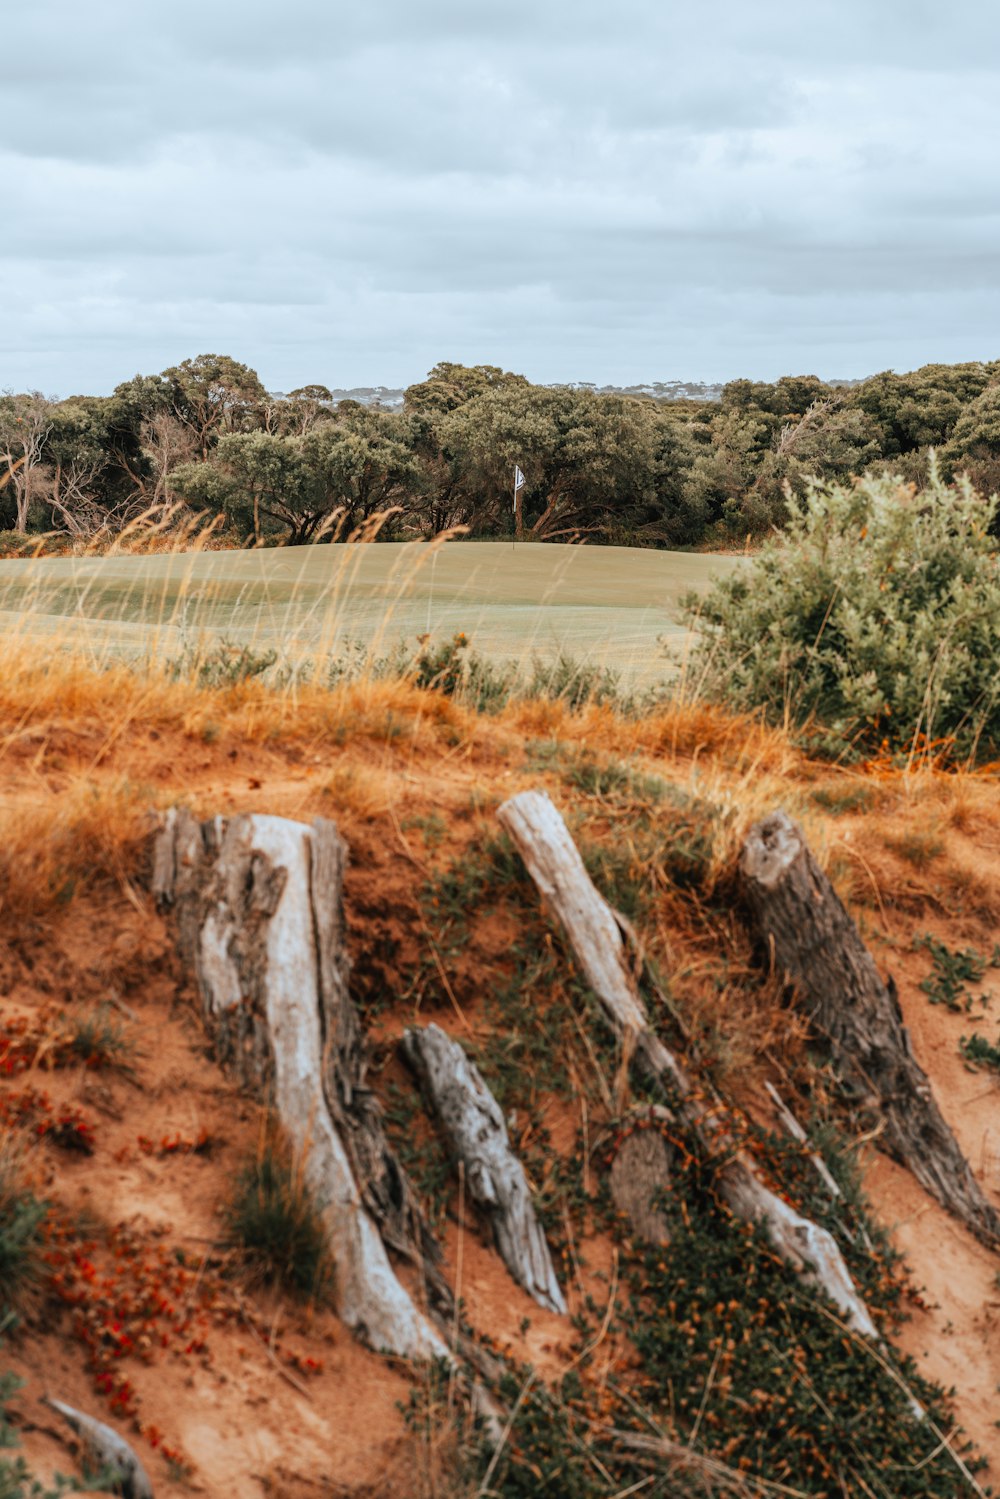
[402,1023,566,1314]
[497,790,879,1340]
[152,808,448,1360]
[741,809,1000,1247]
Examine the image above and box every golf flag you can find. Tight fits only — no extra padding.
[513,465,525,512]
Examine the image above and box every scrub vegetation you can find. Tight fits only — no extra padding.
[3,353,1000,550]
[1,623,999,1496]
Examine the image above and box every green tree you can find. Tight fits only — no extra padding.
[161,354,268,460]
[299,407,422,536]
[404,361,528,415]
[171,406,422,545]
[940,382,1000,503]
[848,362,999,456]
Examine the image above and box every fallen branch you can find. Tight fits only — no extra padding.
[402,1023,566,1314]
[43,1398,153,1499]
[497,790,878,1340]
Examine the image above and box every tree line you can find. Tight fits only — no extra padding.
[2,353,999,549]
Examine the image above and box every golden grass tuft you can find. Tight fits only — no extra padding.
[0,776,152,922]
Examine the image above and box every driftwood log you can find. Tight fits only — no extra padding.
[741,810,1000,1247]
[152,808,448,1360]
[402,1023,566,1314]
[44,1397,154,1499]
[497,790,879,1339]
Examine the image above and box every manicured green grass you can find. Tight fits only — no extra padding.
[0,541,741,688]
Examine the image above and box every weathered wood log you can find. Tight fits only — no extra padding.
[152,808,448,1360]
[497,789,879,1339]
[43,1397,154,1499]
[401,1023,566,1314]
[741,810,1000,1247]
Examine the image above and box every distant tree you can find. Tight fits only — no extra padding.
[161,354,268,460]
[404,362,529,415]
[0,393,53,533]
[271,386,335,438]
[171,431,309,544]
[686,409,774,532]
[44,399,120,536]
[289,385,333,402]
[298,407,422,535]
[432,384,695,543]
[940,382,1000,507]
[848,363,999,456]
[171,405,421,544]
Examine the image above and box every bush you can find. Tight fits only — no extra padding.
[0,1152,47,1325]
[224,1128,335,1301]
[686,467,1000,761]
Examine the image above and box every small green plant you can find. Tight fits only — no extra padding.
[915,934,993,1012]
[66,1005,135,1072]
[810,782,879,815]
[383,1084,453,1228]
[166,640,281,688]
[0,1153,47,1324]
[959,1033,1000,1072]
[525,741,669,806]
[886,829,945,870]
[224,1127,335,1301]
[401,812,448,850]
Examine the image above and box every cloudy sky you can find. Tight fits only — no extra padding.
[5,0,1000,394]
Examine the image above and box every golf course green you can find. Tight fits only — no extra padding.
[0,541,744,686]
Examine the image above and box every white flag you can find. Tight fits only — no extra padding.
[514,464,525,492]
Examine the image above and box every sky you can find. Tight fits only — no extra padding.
[4,0,1000,395]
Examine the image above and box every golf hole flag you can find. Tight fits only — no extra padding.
[513,464,525,511]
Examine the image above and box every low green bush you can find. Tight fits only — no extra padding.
[0,1155,46,1326]
[224,1128,335,1301]
[687,467,1000,761]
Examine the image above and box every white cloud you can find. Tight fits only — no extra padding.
[4,0,1000,391]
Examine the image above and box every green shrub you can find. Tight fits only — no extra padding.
[959,1032,1000,1071]
[0,1155,47,1325]
[224,1129,335,1301]
[686,467,1000,761]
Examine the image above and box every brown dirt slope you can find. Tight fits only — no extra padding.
[1,647,999,1495]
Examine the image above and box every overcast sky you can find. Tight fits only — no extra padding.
[4,0,1000,394]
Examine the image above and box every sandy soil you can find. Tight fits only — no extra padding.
[2,694,999,1494]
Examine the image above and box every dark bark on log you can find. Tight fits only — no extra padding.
[497,789,879,1339]
[741,810,1000,1247]
[402,1023,566,1314]
[152,808,448,1358]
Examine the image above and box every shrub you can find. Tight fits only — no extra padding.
[224,1128,335,1302]
[686,467,1000,761]
[0,1151,47,1324]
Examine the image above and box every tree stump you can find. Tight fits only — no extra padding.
[498,789,879,1339]
[152,808,447,1359]
[610,1125,674,1245]
[741,810,1000,1247]
[402,1023,566,1314]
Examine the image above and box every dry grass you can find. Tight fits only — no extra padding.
[0,775,153,923]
